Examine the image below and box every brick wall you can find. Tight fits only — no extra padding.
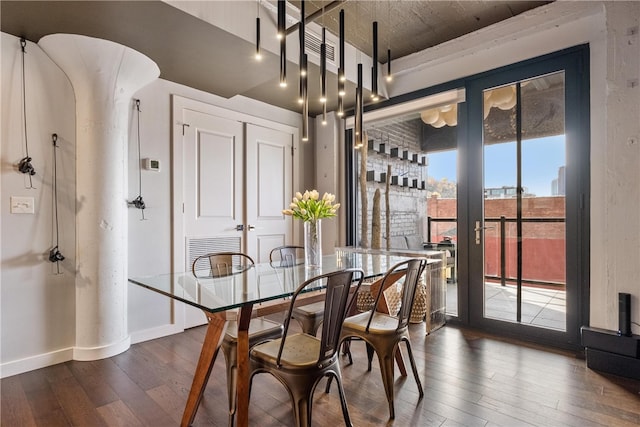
[357,119,428,245]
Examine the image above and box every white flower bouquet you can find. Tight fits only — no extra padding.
[282,190,340,222]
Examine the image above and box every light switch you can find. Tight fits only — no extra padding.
[10,196,35,214]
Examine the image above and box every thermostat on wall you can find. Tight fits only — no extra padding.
[144,158,160,171]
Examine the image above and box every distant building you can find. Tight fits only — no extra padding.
[552,166,566,196]
[484,186,534,198]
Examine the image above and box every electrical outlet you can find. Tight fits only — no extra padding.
[11,196,35,214]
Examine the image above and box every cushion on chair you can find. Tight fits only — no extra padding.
[342,311,401,335]
[251,333,321,368]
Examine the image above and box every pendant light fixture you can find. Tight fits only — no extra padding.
[386,1,393,82]
[128,99,147,219]
[337,8,345,117]
[278,0,286,87]
[354,63,363,149]
[298,22,304,104]
[320,26,327,104]
[371,21,379,101]
[255,0,262,61]
[49,133,65,273]
[18,37,36,188]
[302,53,309,141]
[298,0,305,104]
[299,0,305,76]
[320,27,327,125]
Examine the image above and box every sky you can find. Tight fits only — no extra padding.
[427,135,566,197]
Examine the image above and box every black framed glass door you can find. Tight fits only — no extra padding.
[464,46,590,348]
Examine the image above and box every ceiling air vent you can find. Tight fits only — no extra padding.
[305,30,335,63]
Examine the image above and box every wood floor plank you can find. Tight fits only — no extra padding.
[111,345,165,391]
[97,399,144,427]
[85,358,176,427]
[49,375,106,427]
[17,368,70,426]
[66,360,120,407]
[146,384,185,425]
[0,376,38,427]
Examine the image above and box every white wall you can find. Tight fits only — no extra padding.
[1,34,76,375]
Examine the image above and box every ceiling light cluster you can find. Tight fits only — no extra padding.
[420,104,458,128]
[420,85,518,128]
[255,1,394,143]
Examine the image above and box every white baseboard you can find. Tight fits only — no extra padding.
[130,323,184,345]
[72,336,131,361]
[0,347,73,379]
[1,325,185,379]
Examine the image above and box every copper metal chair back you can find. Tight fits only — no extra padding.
[269,245,305,267]
[191,252,254,278]
[278,268,363,366]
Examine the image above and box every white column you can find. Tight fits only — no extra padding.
[39,34,159,360]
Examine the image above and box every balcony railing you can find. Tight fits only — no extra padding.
[427,216,566,289]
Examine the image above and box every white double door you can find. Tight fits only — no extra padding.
[174,98,294,327]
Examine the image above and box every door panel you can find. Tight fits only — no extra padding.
[480,74,567,332]
[246,124,293,263]
[182,110,244,327]
[185,110,243,243]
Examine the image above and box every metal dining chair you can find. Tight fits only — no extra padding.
[249,268,365,427]
[270,245,326,336]
[339,258,427,419]
[191,252,283,427]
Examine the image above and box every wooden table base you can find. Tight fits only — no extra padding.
[181,311,227,427]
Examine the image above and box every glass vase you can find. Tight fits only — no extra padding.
[304,219,322,268]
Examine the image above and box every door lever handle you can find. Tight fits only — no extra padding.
[247,225,256,231]
[474,221,494,244]
[236,224,244,231]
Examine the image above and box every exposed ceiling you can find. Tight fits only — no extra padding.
[1,1,551,116]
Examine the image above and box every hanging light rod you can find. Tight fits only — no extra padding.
[285,0,345,35]
[278,0,287,87]
[371,21,379,101]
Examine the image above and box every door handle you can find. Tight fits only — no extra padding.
[474,221,495,244]
[236,224,257,231]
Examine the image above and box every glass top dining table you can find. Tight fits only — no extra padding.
[129,249,420,427]
[129,249,415,315]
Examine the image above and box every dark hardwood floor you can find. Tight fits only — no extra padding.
[2,321,640,426]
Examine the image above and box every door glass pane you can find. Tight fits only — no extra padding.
[353,100,459,322]
[482,72,567,331]
[426,149,458,316]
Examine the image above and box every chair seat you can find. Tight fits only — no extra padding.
[224,317,283,345]
[342,311,402,335]
[251,333,321,368]
[291,301,325,336]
